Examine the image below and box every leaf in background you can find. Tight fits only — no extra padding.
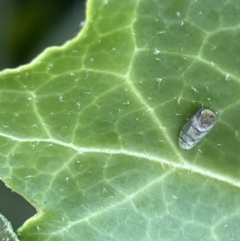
[0,213,19,241]
[1,0,240,240]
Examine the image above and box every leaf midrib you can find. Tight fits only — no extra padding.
[1,132,239,189]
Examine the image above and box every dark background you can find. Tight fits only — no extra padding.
[0,0,86,230]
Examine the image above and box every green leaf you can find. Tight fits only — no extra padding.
[1,0,240,240]
[0,213,19,241]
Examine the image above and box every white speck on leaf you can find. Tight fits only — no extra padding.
[156,77,162,85]
[102,188,107,193]
[211,45,217,50]
[174,97,181,105]
[154,48,160,54]
[235,130,240,137]
[224,73,230,81]
[197,11,203,17]
[147,107,154,113]
[191,87,198,93]
[159,126,166,130]
[157,30,166,34]
[47,63,53,70]
[172,194,178,199]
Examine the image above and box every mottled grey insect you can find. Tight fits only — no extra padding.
[179,108,216,150]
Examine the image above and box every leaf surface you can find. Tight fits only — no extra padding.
[0,213,19,241]
[1,0,240,240]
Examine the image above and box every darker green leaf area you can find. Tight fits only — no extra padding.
[83,29,134,74]
[136,9,205,54]
[202,30,240,76]
[1,0,240,241]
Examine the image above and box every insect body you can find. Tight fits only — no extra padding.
[179,108,216,150]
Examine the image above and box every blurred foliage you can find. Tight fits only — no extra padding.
[0,0,85,70]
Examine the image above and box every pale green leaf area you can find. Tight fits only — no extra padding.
[0,213,19,241]
[0,0,240,240]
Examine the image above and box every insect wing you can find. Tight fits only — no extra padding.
[179,118,196,150]
[179,109,216,150]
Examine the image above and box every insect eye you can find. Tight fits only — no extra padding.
[199,110,216,128]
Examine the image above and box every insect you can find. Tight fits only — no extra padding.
[179,108,216,150]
